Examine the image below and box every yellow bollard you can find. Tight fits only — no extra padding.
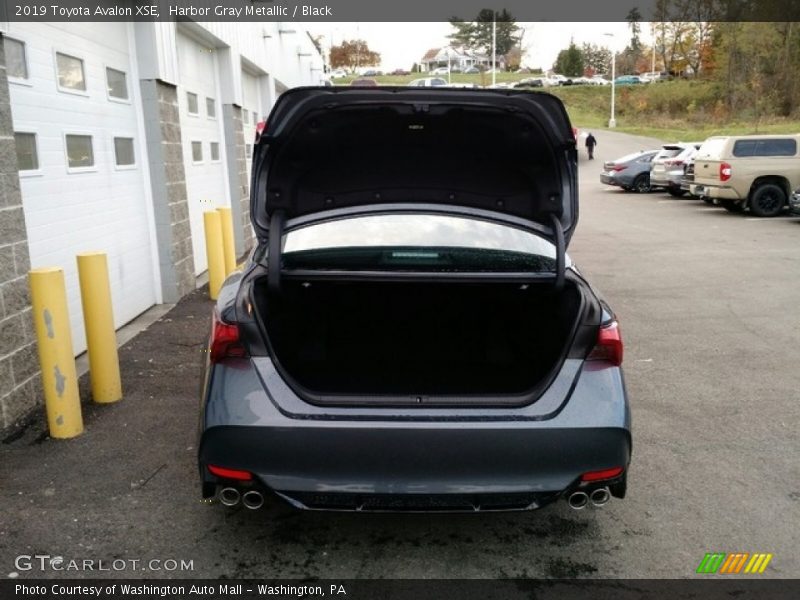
[76,252,122,404]
[203,210,226,300]
[217,206,236,276]
[28,268,84,439]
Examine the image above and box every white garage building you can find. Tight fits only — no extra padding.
[0,22,324,429]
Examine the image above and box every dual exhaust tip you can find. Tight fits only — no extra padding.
[567,487,610,510]
[219,487,265,510]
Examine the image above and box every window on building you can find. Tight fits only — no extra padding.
[210,142,220,161]
[65,134,94,168]
[56,52,86,91]
[242,109,249,124]
[245,144,252,158]
[4,38,28,80]
[187,92,199,114]
[15,133,38,171]
[191,141,203,162]
[106,67,129,100]
[206,97,216,118]
[114,137,135,166]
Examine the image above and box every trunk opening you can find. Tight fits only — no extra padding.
[255,278,585,402]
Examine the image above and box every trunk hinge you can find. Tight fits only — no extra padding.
[549,214,565,290]
[267,209,286,294]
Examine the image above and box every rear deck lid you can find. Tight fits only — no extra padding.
[251,87,578,246]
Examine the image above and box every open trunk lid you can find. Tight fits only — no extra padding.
[251,87,578,247]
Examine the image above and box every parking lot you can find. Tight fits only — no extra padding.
[1,129,798,580]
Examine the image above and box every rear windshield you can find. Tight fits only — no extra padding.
[732,138,797,157]
[283,214,557,272]
[696,138,728,159]
[656,147,683,159]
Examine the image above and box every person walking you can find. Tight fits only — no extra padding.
[585,132,597,160]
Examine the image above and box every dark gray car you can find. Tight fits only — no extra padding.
[198,88,632,513]
[600,150,658,193]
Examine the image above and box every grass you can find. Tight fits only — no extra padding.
[334,75,800,142]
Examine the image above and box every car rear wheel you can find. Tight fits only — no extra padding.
[719,199,743,213]
[633,174,651,193]
[749,183,786,217]
[668,188,686,197]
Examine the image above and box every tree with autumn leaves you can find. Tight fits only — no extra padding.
[329,40,381,72]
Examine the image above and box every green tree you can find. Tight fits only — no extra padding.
[449,9,522,66]
[554,40,584,77]
[581,43,613,76]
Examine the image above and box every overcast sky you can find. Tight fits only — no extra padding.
[306,22,656,71]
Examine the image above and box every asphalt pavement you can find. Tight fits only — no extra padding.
[1,128,798,580]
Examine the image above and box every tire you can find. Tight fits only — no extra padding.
[702,196,713,204]
[668,188,686,197]
[633,174,651,193]
[749,183,786,217]
[719,199,744,213]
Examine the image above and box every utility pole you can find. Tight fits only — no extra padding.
[492,15,497,87]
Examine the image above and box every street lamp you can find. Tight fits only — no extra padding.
[604,32,617,128]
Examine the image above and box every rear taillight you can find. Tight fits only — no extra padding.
[209,310,248,363]
[719,162,732,182]
[587,321,623,366]
[581,466,625,482]
[665,159,684,167]
[208,464,253,481]
[611,165,627,172]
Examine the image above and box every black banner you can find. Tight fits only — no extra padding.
[2,0,800,22]
[3,580,800,600]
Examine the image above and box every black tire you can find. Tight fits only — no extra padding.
[749,183,786,217]
[668,188,686,197]
[719,199,744,213]
[702,196,713,204]
[633,174,651,193]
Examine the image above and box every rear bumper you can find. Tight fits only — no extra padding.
[689,183,741,200]
[600,173,631,187]
[198,358,632,510]
[652,171,683,189]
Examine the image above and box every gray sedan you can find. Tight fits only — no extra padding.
[197,88,632,514]
[600,150,658,193]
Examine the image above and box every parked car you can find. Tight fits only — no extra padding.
[408,77,448,87]
[349,78,378,87]
[650,143,702,196]
[790,188,800,215]
[463,66,481,74]
[361,69,381,77]
[430,66,450,75]
[513,77,545,89]
[690,134,800,216]
[614,75,642,86]
[329,69,348,79]
[590,76,610,86]
[639,71,669,83]
[198,87,632,514]
[600,150,658,193]
[391,68,410,76]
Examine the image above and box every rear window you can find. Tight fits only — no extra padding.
[732,139,797,157]
[696,138,728,159]
[655,147,683,159]
[283,214,557,273]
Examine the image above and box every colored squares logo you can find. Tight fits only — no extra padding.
[697,553,773,574]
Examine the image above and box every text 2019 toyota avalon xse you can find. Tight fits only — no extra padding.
[197,87,631,513]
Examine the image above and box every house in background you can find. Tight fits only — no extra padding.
[420,46,501,72]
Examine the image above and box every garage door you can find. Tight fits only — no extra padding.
[7,22,157,355]
[176,30,228,275]
[240,70,261,184]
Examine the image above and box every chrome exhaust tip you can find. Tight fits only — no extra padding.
[567,491,589,510]
[242,490,264,510]
[219,487,241,507]
[590,487,611,507]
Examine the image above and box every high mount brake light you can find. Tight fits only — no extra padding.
[209,310,248,363]
[587,321,623,366]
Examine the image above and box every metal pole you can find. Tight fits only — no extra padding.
[609,50,617,127]
[76,252,122,404]
[29,267,84,438]
[217,207,237,276]
[203,210,226,300]
[492,17,497,87]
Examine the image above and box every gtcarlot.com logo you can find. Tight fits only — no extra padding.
[14,555,194,573]
[696,552,773,574]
